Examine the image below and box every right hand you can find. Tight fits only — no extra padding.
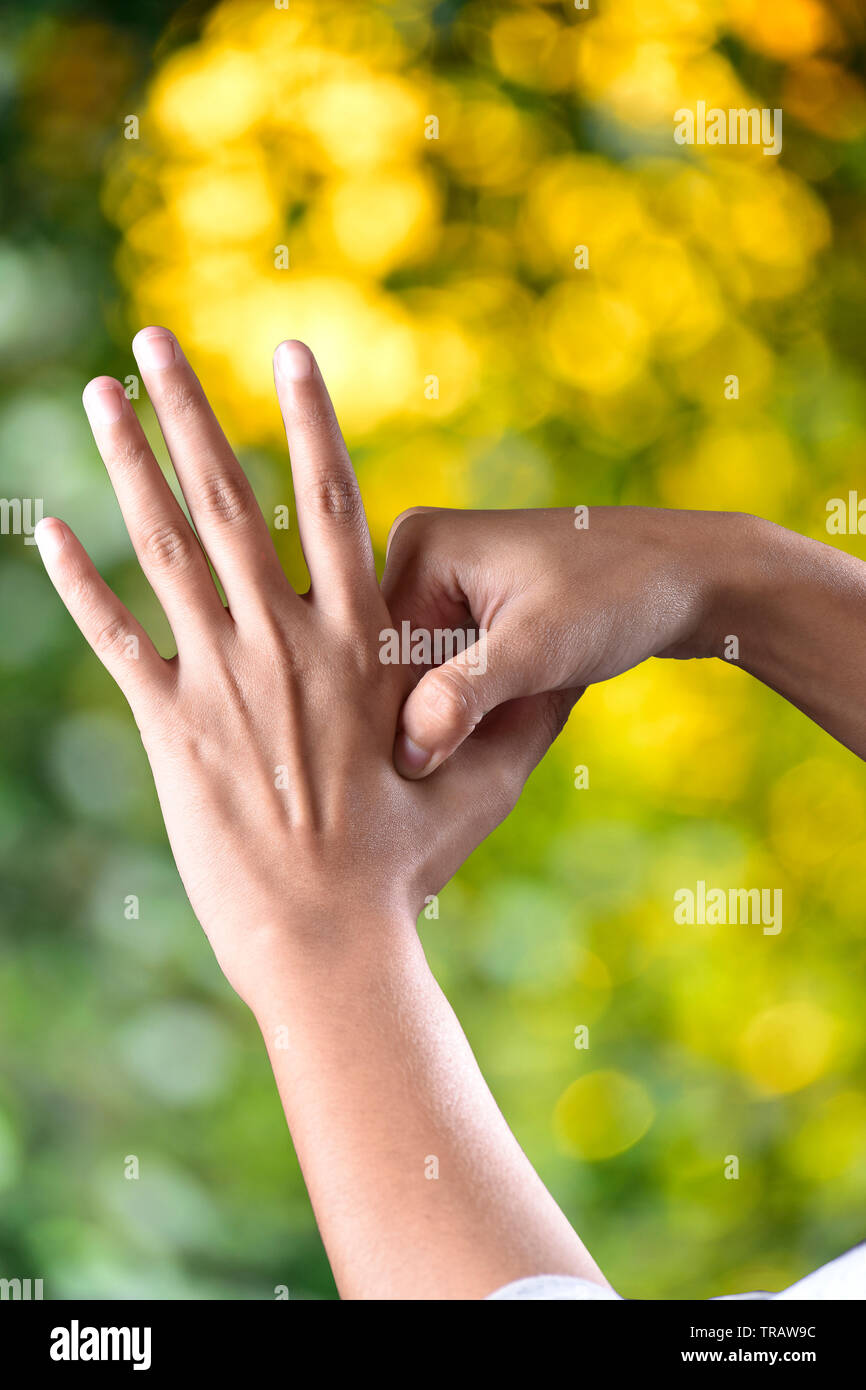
[383,505,753,777]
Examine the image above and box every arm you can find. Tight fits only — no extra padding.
[36,330,605,1300]
[719,515,866,760]
[255,923,606,1300]
[382,507,866,776]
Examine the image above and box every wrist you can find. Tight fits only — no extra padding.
[242,907,421,1022]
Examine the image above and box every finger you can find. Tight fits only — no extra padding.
[393,616,560,778]
[131,327,291,618]
[382,508,483,683]
[34,517,171,711]
[382,508,462,627]
[431,688,583,847]
[273,340,377,618]
[385,505,437,563]
[82,376,226,641]
[455,687,583,783]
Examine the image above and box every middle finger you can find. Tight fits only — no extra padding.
[132,326,294,621]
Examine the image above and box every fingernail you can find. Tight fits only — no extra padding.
[275,340,315,381]
[133,329,177,370]
[396,732,433,775]
[83,381,124,425]
[34,518,66,560]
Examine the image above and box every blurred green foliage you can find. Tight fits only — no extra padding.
[1,0,866,1300]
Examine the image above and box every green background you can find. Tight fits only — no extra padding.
[1,0,866,1298]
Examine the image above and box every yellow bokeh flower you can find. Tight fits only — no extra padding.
[738,1001,839,1095]
[555,1070,655,1160]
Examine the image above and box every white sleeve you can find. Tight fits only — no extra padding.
[714,1243,866,1300]
[486,1275,622,1300]
[772,1244,866,1299]
[487,1244,866,1300]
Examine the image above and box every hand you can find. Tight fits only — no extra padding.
[383,504,746,776]
[36,333,612,1297]
[35,332,562,1006]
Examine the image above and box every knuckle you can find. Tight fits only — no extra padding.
[292,396,336,435]
[93,613,130,657]
[421,665,479,732]
[113,438,151,476]
[304,471,360,522]
[196,472,253,525]
[160,379,200,420]
[143,522,194,573]
[342,631,383,684]
[388,507,436,553]
[64,563,95,609]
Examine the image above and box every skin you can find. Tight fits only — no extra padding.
[383,506,866,777]
[35,329,605,1300]
[37,330,866,1299]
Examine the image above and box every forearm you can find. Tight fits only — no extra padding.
[252,919,607,1300]
[715,516,866,760]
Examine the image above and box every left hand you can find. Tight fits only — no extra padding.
[36,331,567,1007]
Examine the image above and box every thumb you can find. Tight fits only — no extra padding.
[394,621,550,778]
